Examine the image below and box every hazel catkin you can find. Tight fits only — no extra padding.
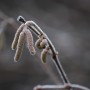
[11,24,25,50]
[41,45,50,63]
[35,38,42,49]
[40,39,48,48]
[24,27,36,55]
[41,46,49,63]
[41,49,48,63]
[14,31,25,62]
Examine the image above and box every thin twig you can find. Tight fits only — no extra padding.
[35,53,60,84]
[34,84,90,90]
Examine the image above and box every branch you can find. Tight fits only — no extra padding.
[34,84,90,90]
[11,16,90,90]
[17,16,70,84]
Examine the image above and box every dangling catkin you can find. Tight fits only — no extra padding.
[40,39,48,48]
[24,28,36,55]
[14,31,25,62]
[11,24,25,50]
[35,38,43,49]
[41,49,48,63]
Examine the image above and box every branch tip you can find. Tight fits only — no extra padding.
[17,16,26,23]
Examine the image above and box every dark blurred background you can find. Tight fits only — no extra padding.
[0,0,90,90]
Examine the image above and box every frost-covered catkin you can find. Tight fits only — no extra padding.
[41,49,48,63]
[35,38,42,49]
[40,39,48,48]
[14,31,25,62]
[25,28,36,55]
[11,24,25,50]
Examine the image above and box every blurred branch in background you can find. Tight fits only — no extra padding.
[0,11,18,50]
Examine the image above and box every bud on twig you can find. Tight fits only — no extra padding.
[41,49,48,63]
[35,38,43,49]
[41,46,50,63]
[40,39,48,48]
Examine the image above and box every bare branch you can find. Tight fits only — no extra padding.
[34,84,90,90]
[17,16,70,84]
[11,15,90,90]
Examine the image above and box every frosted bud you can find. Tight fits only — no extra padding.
[40,39,48,48]
[41,49,48,63]
[35,38,43,49]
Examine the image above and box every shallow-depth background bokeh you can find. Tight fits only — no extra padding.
[0,0,90,90]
